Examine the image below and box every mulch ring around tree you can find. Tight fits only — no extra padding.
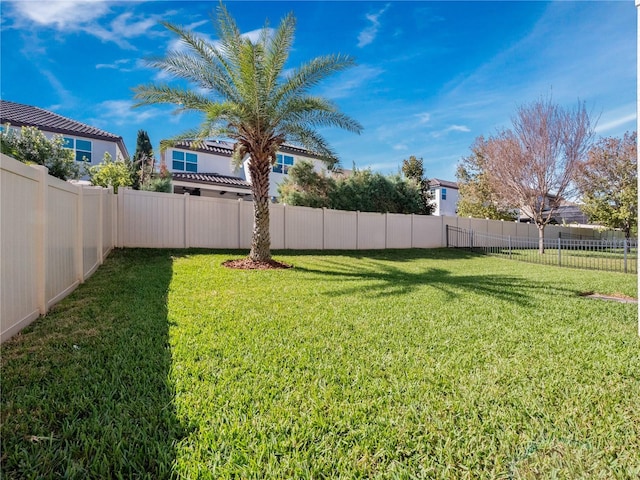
[223,258,293,270]
[579,291,638,304]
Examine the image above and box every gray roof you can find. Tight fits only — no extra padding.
[429,178,459,189]
[172,172,251,189]
[173,140,235,156]
[0,100,129,157]
[171,139,324,160]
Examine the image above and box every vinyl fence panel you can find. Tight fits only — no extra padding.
[46,177,80,308]
[82,188,102,278]
[411,215,443,248]
[324,209,358,250]
[238,200,254,250]
[102,188,115,256]
[269,203,286,250]
[386,213,412,249]
[284,205,324,250]
[1,155,116,343]
[1,156,41,341]
[120,189,185,248]
[188,196,241,248]
[357,212,386,249]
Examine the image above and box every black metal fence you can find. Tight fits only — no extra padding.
[446,226,638,274]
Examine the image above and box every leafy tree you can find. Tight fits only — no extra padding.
[141,163,173,193]
[132,129,154,189]
[279,161,423,214]
[278,160,333,208]
[0,124,79,180]
[401,155,434,215]
[456,137,517,220]
[478,97,594,253]
[87,152,132,193]
[575,131,637,238]
[133,3,362,263]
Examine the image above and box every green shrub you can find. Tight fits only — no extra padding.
[0,124,79,180]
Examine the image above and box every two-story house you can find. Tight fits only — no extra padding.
[0,100,129,168]
[164,139,331,199]
[428,178,459,216]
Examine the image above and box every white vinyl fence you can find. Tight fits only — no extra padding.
[116,188,613,251]
[1,154,116,342]
[116,188,448,250]
[2,153,621,342]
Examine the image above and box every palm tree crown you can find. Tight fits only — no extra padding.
[133,3,362,262]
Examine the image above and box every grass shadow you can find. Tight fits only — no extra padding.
[0,249,182,479]
[284,249,574,305]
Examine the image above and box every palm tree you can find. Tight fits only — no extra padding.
[133,3,362,263]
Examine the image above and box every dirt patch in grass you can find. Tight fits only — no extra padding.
[223,258,293,270]
[579,291,638,303]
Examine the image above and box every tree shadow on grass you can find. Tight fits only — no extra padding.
[0,249,182,479]
[288,249,574,306]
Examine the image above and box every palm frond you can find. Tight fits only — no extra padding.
[158,129,206,152]
[213,2,243,62]
[278,96,363,134]
[264,13,295,93]
[132,84,212,112]
[272,54,356,106]
[280,124,339,168]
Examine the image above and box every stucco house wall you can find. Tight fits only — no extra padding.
[165,139,330,199]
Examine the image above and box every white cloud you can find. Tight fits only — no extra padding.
[320,65,384,100]
[431,125,471,138]
[595,111,636,134]
[10,0,110,29]
[393,143,408,151]
[446,125,470,133]
[415,112,431,124]
[96,59,131,70]
[41,69,77,109]
[92,99,162,127]
[357,4,390,48]
[7,1,164,50]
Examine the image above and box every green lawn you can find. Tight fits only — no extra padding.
[1,248,638,479]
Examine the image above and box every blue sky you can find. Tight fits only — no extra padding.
[1,1,636,180]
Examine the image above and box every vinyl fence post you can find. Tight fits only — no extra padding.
[183,192,190,249]
[356,211,359,250]
[97,188,104,266]
[35,165,48,315]
[76,185,84,284]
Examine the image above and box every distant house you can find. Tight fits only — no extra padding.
[518,195,589,225]
[428,178,459,216]
[0,100,129,168]
[163,139,331,199]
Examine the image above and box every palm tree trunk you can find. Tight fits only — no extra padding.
[249,157,272,262]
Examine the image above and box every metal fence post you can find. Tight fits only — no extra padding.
[557,237,562,267]
[624,239,628,273]
[508,236,512,259]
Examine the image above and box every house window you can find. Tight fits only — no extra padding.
[63,137,92,162]
[441,188,447,201]
[273,154,294,174]
[172,150,198,172]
